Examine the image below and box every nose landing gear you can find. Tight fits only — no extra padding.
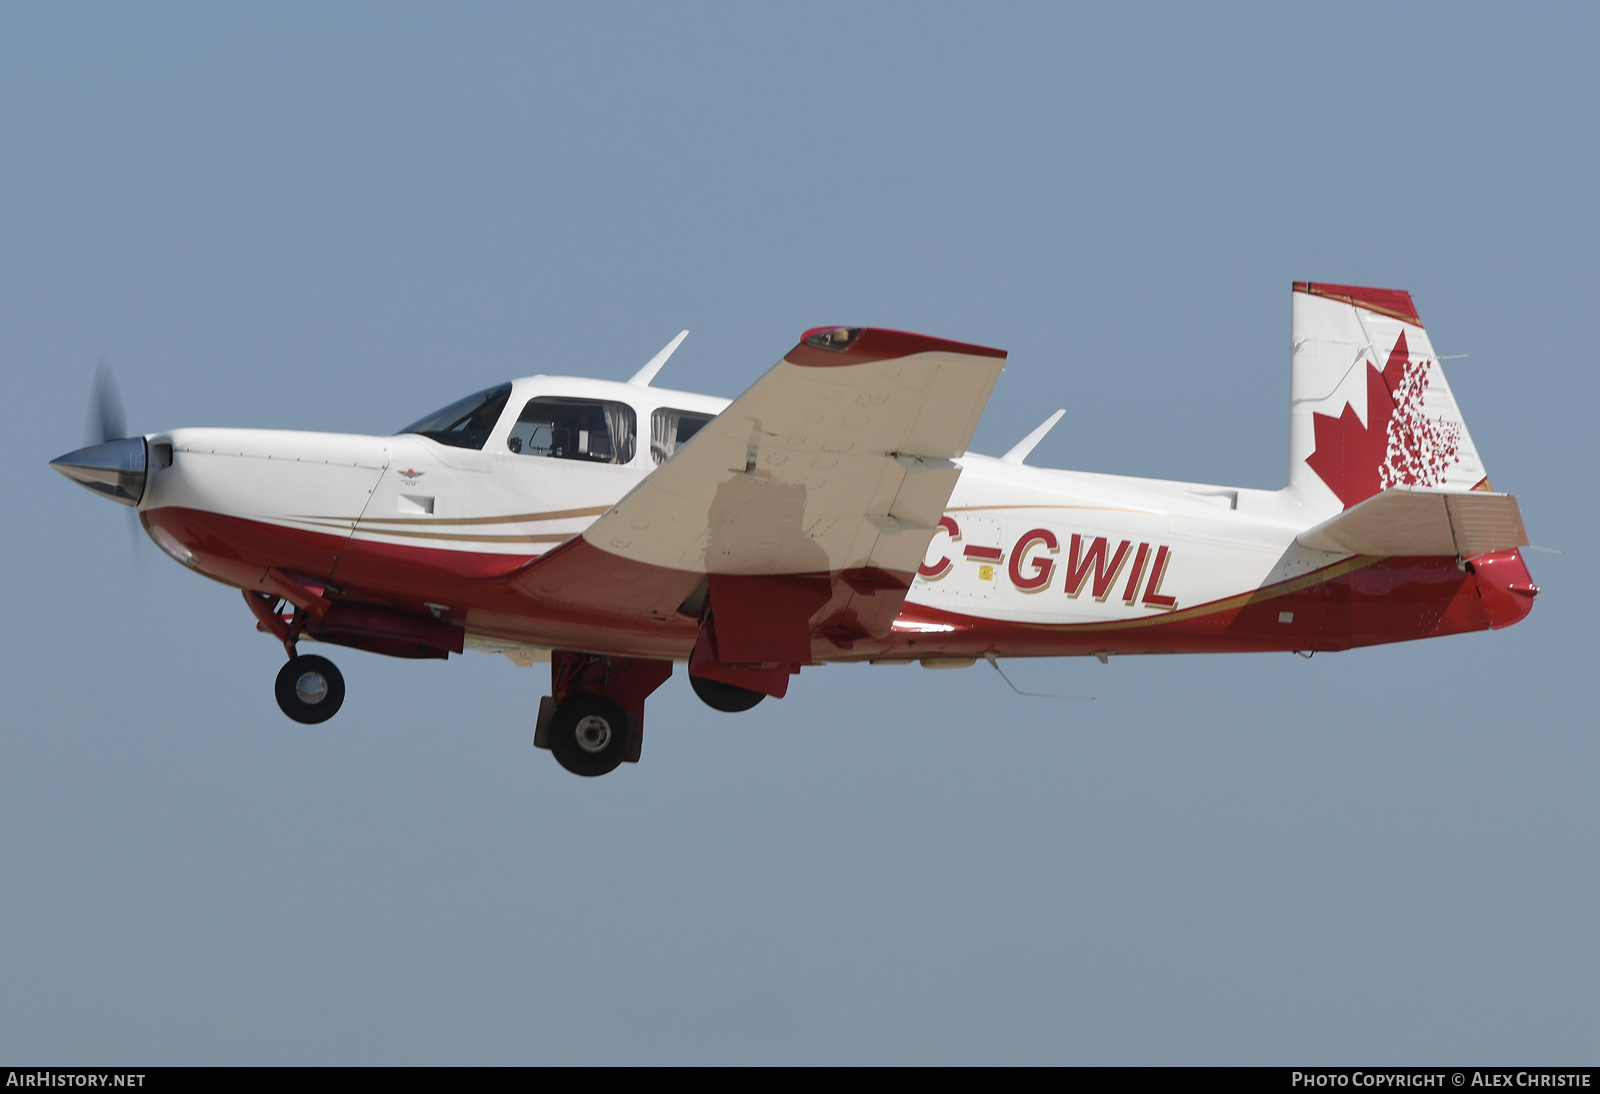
[274,654,346,724]
[245,592,348,725]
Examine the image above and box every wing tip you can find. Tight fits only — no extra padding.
[788,326,1006,367]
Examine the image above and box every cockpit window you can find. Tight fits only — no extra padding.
[399,383,512,450]
[506,397,636,464]
[651,407,714,464]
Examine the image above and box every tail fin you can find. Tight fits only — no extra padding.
[1286,282,1490,517]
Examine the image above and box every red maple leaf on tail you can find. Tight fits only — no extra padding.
[1305,332,1462,510]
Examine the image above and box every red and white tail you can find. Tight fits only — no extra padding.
[1286,282,1490,519]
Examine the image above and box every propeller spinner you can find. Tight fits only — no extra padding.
[51,363,148,507]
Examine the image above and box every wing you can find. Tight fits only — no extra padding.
[586,326,1004,577]
[509,327,1005,660]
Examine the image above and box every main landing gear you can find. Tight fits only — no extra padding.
[536,652,673,777]
[545,693,634,777]
[689,674,765,713]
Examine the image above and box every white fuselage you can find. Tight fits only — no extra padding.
[137,372,1346,649]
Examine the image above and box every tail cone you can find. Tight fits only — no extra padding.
[1472,549,1539,630]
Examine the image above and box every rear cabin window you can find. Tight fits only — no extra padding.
[506,397,637,464]
[650,407,714,464]
[399,383,512,451]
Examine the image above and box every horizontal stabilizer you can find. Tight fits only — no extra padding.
[1296,488,1527,559]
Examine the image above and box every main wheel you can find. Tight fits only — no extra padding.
[690,674,766,713]
[274,654,345,724]
[547,694,635,777]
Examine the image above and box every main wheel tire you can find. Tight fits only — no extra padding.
[690,674,766,713]
[547,694,634,777]
[274,654,345,724]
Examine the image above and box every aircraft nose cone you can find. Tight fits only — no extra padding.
[50,437,148,506]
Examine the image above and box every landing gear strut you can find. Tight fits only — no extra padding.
[275,654,345,724]
[245,592,348,725]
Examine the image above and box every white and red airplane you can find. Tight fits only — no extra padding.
[53,283,1537,776]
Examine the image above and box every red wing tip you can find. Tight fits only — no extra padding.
[789,326,1006,366]
[800,325,850,343]
[1295,282,1423,327]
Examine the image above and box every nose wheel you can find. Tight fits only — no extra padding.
[274,654,346,724]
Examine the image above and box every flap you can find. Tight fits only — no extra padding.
[1296,487,1527,558]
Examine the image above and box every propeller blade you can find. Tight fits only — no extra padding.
[61,361,151,575]
[88,361,127,444]
[127,507,147,577]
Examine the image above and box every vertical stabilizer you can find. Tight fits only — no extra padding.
[1287,282,1489,519]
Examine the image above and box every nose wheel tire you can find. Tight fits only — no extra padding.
[275,654,346,724]
[548,694,634,777]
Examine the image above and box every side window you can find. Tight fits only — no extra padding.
[506,397,637,464]
[650,408,714,464]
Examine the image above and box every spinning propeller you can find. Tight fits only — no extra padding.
[87,361,127,449]
[51,363,151,554]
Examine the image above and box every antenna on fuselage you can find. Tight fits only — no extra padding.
[628,330,689,386]
[1000,408,1066,465]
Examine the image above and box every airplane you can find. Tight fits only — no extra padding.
[51,282,1537,776]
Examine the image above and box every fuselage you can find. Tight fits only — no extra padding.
[132,372,1536,669]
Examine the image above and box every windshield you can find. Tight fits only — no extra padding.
[398,383,512,450]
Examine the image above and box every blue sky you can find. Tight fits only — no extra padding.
[3,4,1597,1063]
